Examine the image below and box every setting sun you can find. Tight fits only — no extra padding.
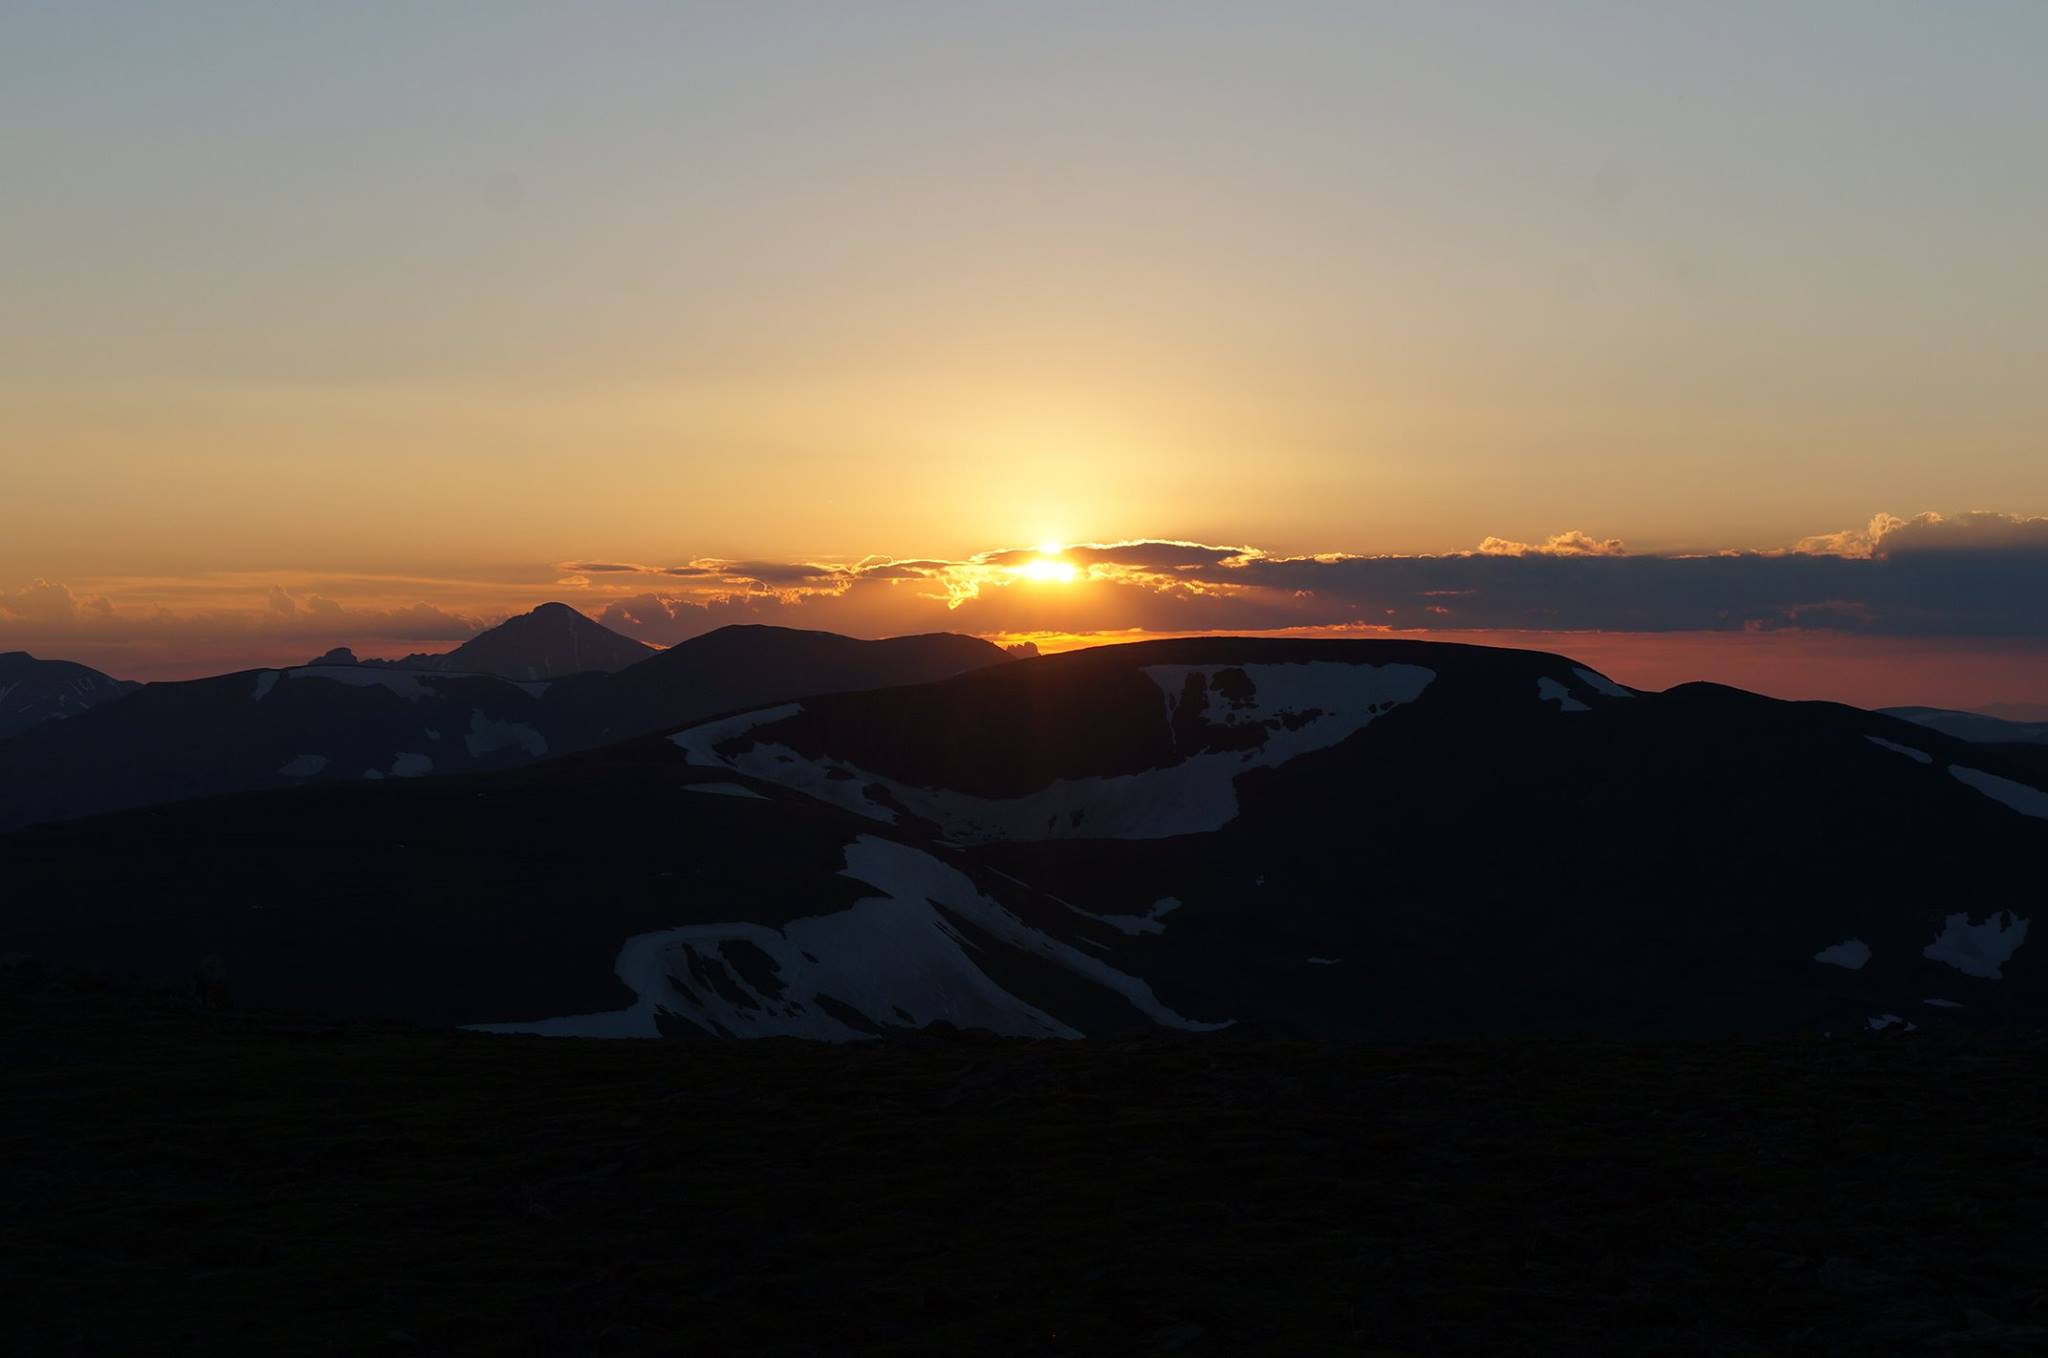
[1015,552,1080,584]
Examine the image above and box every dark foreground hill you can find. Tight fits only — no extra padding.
[3,636,2042,1040]
[5,980,2046,1357]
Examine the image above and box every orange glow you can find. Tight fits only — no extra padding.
[1011,552,1080,585]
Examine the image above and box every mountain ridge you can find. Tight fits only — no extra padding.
[0,624,1014,831]
[6,634,2039,1041]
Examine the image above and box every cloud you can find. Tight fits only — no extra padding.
[1792,510,2048,559]
[14,510,2048,678]
[577,515,2048,644]
[1474,530,1629,558]
[0,582,481,648]
[0,579,114,627]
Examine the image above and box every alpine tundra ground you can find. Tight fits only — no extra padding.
[6,979,2046,1357]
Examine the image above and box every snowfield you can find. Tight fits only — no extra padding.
[1813,939,1871,970]
[389,753,433,778]
[1922,910,2030,979]
[464,711,547,758]
[472,836,1230,1041]
[670,663,1435,842]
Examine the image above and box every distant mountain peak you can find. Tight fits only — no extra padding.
[315,602,657,681]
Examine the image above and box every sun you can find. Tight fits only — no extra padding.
[1014,547,1080,584]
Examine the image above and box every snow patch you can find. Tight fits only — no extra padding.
[472,836,1230,1041]
[1307,957,1343,966]
[252,672,279,701]
[1866,1014,1917,1033]
[1865,736,1932,764]
[670,704,803,765]
[1922,910,2029,979]
[1923,998,1964,1009]
[1075,896,1182,936]
[1572,666,1634,698]
[362,769,385,780]
[1537,677,1589,712]
[685,782,767,800]
[671,666,1433,842]
[390,752,433,778]
[276,753,328,778]
[464,710,547,758]
[1813,939,1871,970]
[1949,766,2048,820]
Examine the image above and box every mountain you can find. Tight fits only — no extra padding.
[306,602,655,680]
[1881,705,2048,745]
[1981,701,2048,723]
[539,625,1017,752]
[0,664,553,831]
[4,636,2041,1039]
[0,652,137,739]
[0,626,1012,831]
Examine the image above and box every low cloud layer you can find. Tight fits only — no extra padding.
[567,510,2048,646]
[6,511,2046,681]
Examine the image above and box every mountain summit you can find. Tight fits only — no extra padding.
[308,602,656,681]
[425,602,654,680]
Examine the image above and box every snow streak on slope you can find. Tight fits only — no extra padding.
[670,664,1434,842]
[1537,678,1589,712]
[471,837,1228,1040]
[1572,667,1634,698]
[1864,736,1932,765]
[1949,766,2048,820]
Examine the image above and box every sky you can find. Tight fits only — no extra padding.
[3,3,2045,704]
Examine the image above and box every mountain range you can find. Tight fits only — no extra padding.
[4,634,2040,1041]
[1881,705,2048,746]
[0,611,1011,832]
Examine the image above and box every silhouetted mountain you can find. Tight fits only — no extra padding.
[1882,705,2048,745]
[308,602,655,680]
[1978,701,2048,723]
[0,625,1011,831]
[542,625,1015,752]
[0,664,553,830]
[5,637,2040,1039]
[0,652,137,739]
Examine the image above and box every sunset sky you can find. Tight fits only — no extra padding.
[4,3,2045,705]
